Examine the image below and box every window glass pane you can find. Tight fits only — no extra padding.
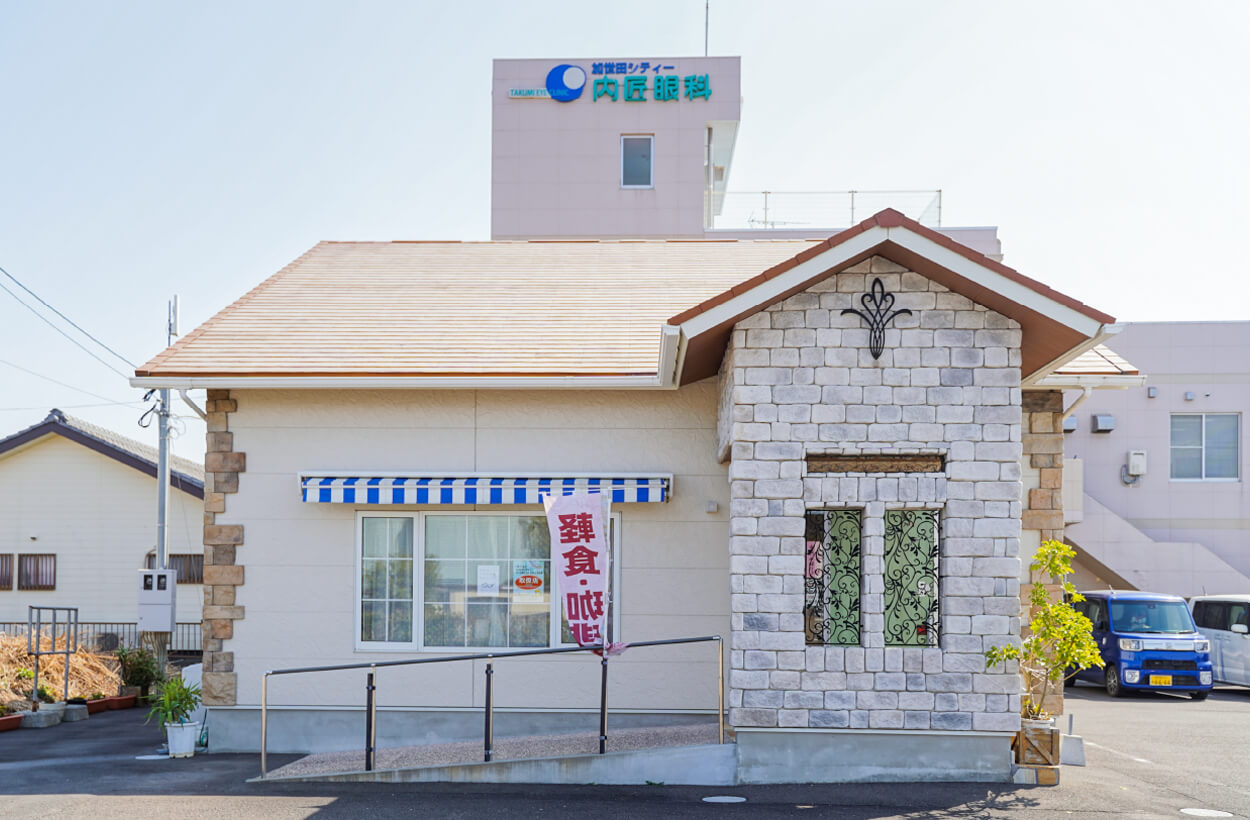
[425,516,466,558]
[468,517,510,560]
[509,603,550,647]
[467,603,508,647]
[884,510,940,647]
[424,602,465,646]
[804,510,862,646]
[1228,604,1248,631]
[361,559,386,600]
[1205,415,1239,478]
[510,517,550,559]
[387,601,412,642]
[622,136,652,186]
[388,559,413,600]
[1171,415,1202,447]
[362,518,389,558]
[361,601,387,642]
[1171,447,1202,479]
[1110,601,1193,633]
[389,518,413,558]
[425,559,465,602]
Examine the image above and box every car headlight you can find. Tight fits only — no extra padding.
[1201,671,1213,685]
[1119,638,1142,652]
[1194,639,1210,653]
[1124,669,1141,683]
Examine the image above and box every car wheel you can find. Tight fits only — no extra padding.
[1190,690,1209,701]
[1104,666,1126,698]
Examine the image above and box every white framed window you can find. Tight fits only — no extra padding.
[1171,413,1240,480]
[355,511,620,652]
[620,135,653,188]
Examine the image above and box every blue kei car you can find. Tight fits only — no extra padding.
[1069,590,1214,699]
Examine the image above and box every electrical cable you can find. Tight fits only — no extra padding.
[0,358,141,407]
[0,263,138,367]
[0,279,131,378]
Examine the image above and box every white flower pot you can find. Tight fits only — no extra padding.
[166,721,201,758]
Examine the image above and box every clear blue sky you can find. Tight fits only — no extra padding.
[2,1,1247,459]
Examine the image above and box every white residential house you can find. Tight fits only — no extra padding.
[0,409,205,648]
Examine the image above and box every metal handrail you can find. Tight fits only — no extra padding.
[259,634,724,778]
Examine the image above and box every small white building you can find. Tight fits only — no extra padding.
[0,409,204,646]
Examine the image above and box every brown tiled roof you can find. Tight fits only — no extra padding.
[137,240,820,377]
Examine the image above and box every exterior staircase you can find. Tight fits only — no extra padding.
[1066,492,1250,597]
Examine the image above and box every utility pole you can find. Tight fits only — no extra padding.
[142,296,178,674]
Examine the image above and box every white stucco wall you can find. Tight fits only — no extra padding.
[224,385,729,711]
[0,434,203,624]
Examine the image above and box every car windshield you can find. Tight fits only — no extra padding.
[1110,601,1194,633]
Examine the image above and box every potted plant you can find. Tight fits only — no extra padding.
[0,705,22,732]
[985,539,1103,765]
[86,693,109,715]
[146,676,202,758]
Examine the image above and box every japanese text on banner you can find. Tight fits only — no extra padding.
[543,492,610,648]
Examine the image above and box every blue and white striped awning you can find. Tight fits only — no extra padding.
[298,474,671,505]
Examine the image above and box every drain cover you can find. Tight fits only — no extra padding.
[1180,811,1232,818]
[702,796,747,804]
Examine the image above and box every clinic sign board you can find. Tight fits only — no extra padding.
[509,61,711,104]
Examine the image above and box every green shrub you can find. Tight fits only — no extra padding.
[116,647,163,689]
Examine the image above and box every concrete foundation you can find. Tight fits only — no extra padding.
[62,704,89,722]
[208,706,716,754]
[735,728,1014,783]
[262,742,737,786]
[20,710,62,729]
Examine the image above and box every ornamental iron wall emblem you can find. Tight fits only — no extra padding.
[841,277,912,359]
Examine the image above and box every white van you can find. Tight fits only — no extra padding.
[1190,596,1250,687]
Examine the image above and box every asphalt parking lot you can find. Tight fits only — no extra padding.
[0,684,1247,818]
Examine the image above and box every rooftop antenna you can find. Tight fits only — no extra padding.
[704,1,709,56]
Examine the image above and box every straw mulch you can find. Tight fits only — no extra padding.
[0,634,120,707]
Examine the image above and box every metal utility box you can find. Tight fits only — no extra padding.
[1127,450,1148,477]
[138,568,177,632]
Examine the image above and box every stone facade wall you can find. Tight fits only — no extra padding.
[1021,389,1065,716]
[726,255,1023,734]
[202,389,245,706]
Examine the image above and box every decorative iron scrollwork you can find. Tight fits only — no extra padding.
[804,510,862,646]
[841,277,912,359]
[884,510,940,647]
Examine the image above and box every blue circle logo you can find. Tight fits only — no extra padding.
[546,64,586,102]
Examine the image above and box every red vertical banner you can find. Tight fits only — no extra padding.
[543,491,611,648]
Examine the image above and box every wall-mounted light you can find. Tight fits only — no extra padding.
[1091,414,1116,434]
[1184,391,1196,401]
[1147,386,1158,399]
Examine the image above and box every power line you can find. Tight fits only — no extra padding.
[0,358,140,407]
[0,278,131,378]
[0,401,146,412]
[0,263,138,368]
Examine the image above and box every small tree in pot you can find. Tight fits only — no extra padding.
[146,676,202,758]
[985,539,1103,763]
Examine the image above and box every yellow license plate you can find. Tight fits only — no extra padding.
[1149,674,1172,686]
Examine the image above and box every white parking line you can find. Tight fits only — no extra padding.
[1084,740,1152,765]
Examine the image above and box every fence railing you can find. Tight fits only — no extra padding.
[0,621,202,653]
[259,635,723,778]
[709,189,942,230]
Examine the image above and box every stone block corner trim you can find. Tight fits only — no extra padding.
[202,388,245,706]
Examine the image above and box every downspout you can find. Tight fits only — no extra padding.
[178,389,208,421]
[1063,386,1094,419]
